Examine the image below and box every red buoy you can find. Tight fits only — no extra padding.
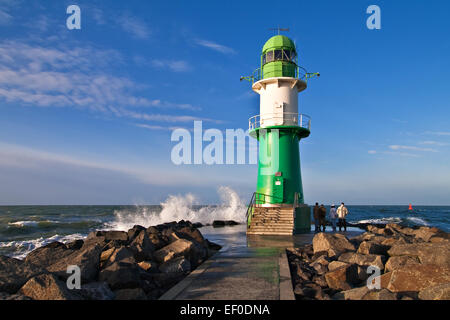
[408,203,413,211]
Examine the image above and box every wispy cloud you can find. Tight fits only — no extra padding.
[151,59,191,72]
[0,40,207,123]
[389,145,438,152]
[419,141,449,147]
[425,131,450,136]
[194,39,236,54]
[118,14,151,39]
[367,150,377,154]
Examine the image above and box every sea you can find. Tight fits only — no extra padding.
[1,187,449,260]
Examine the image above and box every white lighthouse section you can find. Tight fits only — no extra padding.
[251,77,307,128]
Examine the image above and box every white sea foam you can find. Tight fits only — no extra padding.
[105,186,247,231]
[8,220,59,228]
[406,216,430,226]
[352,217,403,225]
[0,233,86,260]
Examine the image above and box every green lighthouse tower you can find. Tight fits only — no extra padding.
[242,34,319,235]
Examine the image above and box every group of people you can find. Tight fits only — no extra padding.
[313,202,349,233]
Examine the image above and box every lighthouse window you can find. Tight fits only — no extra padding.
[266,51,274,63]
[274,50,282,61]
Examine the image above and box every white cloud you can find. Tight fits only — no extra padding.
[151,59,191,72]
[368,150,377,154]
[118,14,151,39]
[425,131,450,136]
[419,141,449,146]
[194,39,236,54]
[389,145,438,152]
[0,40,208,122]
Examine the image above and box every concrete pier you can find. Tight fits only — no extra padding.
[159,225,362,300]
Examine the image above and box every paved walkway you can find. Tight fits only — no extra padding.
[159,225,362,300]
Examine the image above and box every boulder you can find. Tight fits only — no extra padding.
[176,226,207,245]
[328,261,349,271]
[98,262,142,290]
[127,225,146,242]
[46,244,102,282]
[212,220,226,228]
[100,247,115,264]
[25,242,74,267]
[357,241,389,256]
[387,243,450,267]
[362,288,398,300]
[20,274,81,300]
[385,256,421,272]
[84,231,128,248]
[138,261,159,273]
[332,286,369,300]
[130,231,155,261]
[104,246,135,268]
[312,233,355,257]
[338,252,386,271]
[114,288,147,300]
[147,232,167,250]
[159,256,191,274]
[78,282,115,300]
[413,227,440,242]
[418,283,450,300]
[153,239,194,263]
[381,237,407,246]
[66,240,84,250]
[324,264,359,291]
[367,225,394,236]
[381,264,450,292]
[0,255,46,294]
[0,292,31,300]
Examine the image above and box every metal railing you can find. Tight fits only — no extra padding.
[249,113,311,131]
[246,192,283,228]
[241,66,319,85]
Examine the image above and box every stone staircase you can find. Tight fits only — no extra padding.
[247,206,294,235]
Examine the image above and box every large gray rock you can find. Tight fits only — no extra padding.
[25,242,74,268]
[357,241,389,256]
[46,244,102,282]
[98,262,141,290]
[130,230,155,262]
[381,264,450,292]
[388,242,450,267]
[0,255,46,294]
[103,246,135,268]
[362,288,398,300]
[159,256,191,274]
[312,233,355,257]
[385,255,421,272]
[78,282,115,300]
[19,274,82,300]
[324,264,359,290]
[338,252,386,271]
[418,283,450,300]
[153,239,194,263]
[114,288,147,300]
[332,286,369,300]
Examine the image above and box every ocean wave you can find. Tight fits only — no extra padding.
[406,216,429,226]
[351,217,403,225]
[105,186,246,231]
[0,233,86,260]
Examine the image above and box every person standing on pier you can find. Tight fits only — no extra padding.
[329,204,337,232]
[313,203,320,233]
[319,204,327,232]
[337,202,349,232]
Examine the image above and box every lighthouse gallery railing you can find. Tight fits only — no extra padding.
[249,113,311,131]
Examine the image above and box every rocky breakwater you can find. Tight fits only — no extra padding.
[0,220,221,300]
[287,224,450,300]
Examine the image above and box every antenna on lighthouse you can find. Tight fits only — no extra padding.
[268,27,289,35]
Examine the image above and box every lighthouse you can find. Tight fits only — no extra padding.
[242,33,319,235]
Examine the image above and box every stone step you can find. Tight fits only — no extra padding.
[247,231,293,235]
[248,227,294,232]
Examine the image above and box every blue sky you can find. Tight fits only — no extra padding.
[0,0,449,205]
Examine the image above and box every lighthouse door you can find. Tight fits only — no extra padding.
[273,177,284,203]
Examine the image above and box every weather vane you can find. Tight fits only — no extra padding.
[268,27,289,35]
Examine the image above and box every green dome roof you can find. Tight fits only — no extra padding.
[262,35,296,54]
